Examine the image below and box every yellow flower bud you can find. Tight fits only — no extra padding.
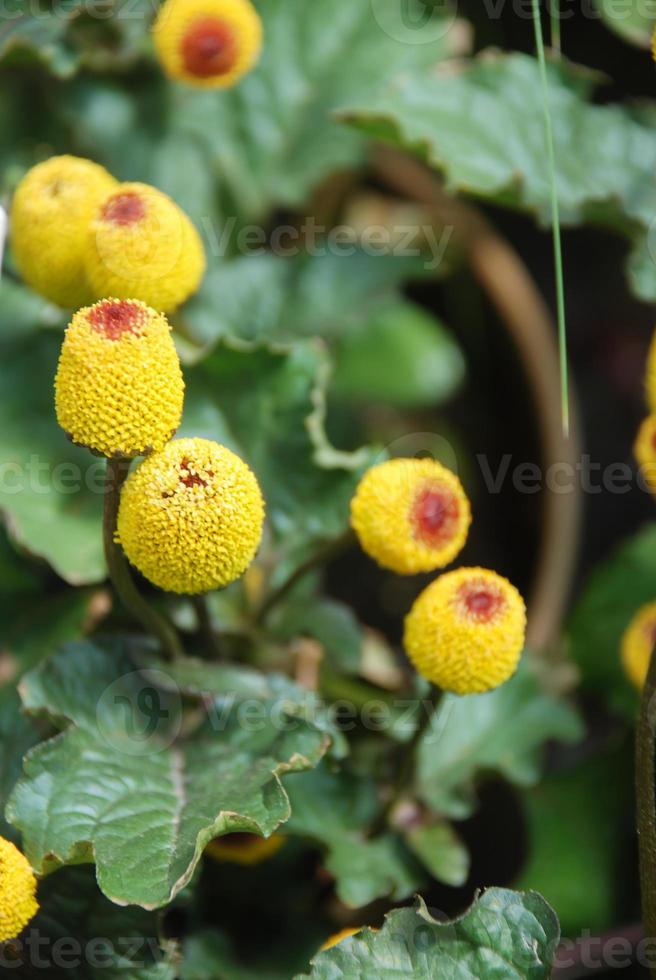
[153,0,262,89]
[646,331,656,412]
[0,837,38,942]
[85,182,205,313]
[204,833,284,866]
[350,458,471,575]
[117,437,265,594]
[634,415,656,496]
[55,299,184,458]
[9,155,117,309]
[404,567,526,695]
[621,601,656,690]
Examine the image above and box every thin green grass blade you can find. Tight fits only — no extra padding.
[531,0,569,437]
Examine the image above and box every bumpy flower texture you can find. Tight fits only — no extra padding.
[10,155,117,309]
[404,567,527,695]
[634,416,656,495]
[350,458,471,575]
[0,837,38,942]
[153,0,263,88]
[55,299,184,458]
[621,601,656,690]
[85,182,205,313]
[117,438,265,593]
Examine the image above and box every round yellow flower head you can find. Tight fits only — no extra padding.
[9,155,117,309]
[153,0,262,89]
[646,331,656,413]
[117,437,265,593]
[621,601,656,690]
[634,415,656,495]
[205,833,284,866]
[350,458,471,575]
[85,182,205,313]
[55,298,184,458]
[0,837,38,942]
[320,928,363,952]
[404,567,526,695]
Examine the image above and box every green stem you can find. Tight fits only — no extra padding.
[531,0,569,437]
[192,594,223,659]
[636,646,656,973]
[550,0,561,54]
[103,458,184,662]
[254,530,355,625]
[370,687,441,837]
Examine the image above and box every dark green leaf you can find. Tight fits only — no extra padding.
[416,661,583,819]
[8,638,330,908]
[297,890,559,979]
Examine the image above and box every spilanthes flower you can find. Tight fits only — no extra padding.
[404,567,526,695]
[320,928,363,952]
[621,601,656,690]
[117,437,265,594]
[0,837,38,942]
[204,833,284,866]
[55,298,184,458]
[152,0,262,89]
[634,415,656,495]
[9,155,117,309]
[350,458,471,575]
[85,182,205,313]
[646,332,656,412]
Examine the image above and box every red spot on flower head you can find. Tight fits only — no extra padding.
[179,457,213,488]
[457,580,506,624]
[643,620,656,647]
[88,300,145,340]
[411,484,460,548]
[181,17,238,78]
[102,192,146,226]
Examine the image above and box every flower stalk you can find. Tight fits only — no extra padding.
[103,457,184,661]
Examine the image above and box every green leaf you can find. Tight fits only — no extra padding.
[515,740,632,936]
[178,0,461,219]
[0,0,80,77]
[7,638,330,908]
[339,51,656,300]
[270,594,362,673]
[6,866,177,979]
[0,686,40,843]
[593,0,656,47]
[416,661,583,819]
[179,253,426,353]
[297,890,560,979]
[567,524,656,719]
[404,820,469,888]
[183,340,376,578]
[285,764,424,907]
[332,300,465,409]
[0,331,105,585]
[0,280,64,341]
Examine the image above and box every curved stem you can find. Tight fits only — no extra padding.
[103,458,184,662]
[636,647,656,974]
[254,530,355,626]
[373,146,582,653]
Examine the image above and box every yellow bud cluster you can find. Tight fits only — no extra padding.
[204,833,284,866]
[117,437,265,594]
[0,837,38,943]
[10,155,117,309]
[153,0,263,89]
[55,299,184,458]
[404,567,526,695]
[621,601,656,690]
[85,182,205,314]
[350,458,471,575]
